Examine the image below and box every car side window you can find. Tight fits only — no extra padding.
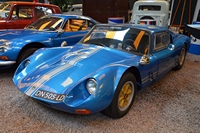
[12,6,32,19]
[64,19,88,32]
[154,31,170,51]
[35,6,53,19]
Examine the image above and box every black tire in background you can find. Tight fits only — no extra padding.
[17,48,38,66]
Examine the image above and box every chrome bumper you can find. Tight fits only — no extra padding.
[0,61,16,66]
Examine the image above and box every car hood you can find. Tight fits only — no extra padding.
[0,29,53,40]
[16,44,141,95]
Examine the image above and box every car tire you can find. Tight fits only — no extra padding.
[173,45,186,70]
[102,72,137,119]
[17,48,38,65]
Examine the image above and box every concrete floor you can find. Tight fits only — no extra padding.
[0,53,200,133]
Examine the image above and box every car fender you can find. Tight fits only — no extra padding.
[92,64,130,109]
[7,35,54,61]
[173,34,190,55]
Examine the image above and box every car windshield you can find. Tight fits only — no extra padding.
[81,26,150,54]
[0,2,12,18]
[25,16,63,31]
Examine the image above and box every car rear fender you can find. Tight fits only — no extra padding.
[173,35,190,57]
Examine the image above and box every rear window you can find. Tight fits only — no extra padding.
[139,5,161,11]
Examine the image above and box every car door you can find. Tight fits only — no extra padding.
[7,5,34,29]
[53,18,95,46]
[151,31,173,77]
[136,33,158,87]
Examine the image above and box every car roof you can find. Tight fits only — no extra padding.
[94,24,168,33]
[4,1,59,8]
[72,4,82,8]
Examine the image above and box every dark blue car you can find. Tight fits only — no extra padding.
[0,14,98,68]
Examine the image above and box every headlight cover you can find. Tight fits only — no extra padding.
[0,39,11,52]
[86,79,97,95]
[24,60,30,68]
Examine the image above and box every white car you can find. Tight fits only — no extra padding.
[64,4,82,15]
[130,0,169,28]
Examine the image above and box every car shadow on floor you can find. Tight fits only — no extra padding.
[0,67,16,75]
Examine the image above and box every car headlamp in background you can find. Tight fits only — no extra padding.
[86,79,97,95]
[0,39,11,52]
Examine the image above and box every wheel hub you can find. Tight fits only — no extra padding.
[118,81,134,111]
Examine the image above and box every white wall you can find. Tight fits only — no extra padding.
[193,0,200,22]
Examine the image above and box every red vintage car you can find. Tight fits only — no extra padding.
[0,1,61,29]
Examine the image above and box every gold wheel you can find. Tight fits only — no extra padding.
[179,47,186,65]
[173,45,186,70]
[118,81,134,111]
[102,73,136,118]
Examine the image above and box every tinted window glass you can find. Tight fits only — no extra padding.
[26,17,63,31]
[81,26,150,54]
[139,5,161,11]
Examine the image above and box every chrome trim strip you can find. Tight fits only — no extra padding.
[0,61,16,66]
[141,71,158,84]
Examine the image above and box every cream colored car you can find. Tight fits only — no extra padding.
[65,4,82,15]
[130,0,170,27]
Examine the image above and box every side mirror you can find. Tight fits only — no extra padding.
[61,41,67,47]
[140,54,150,65]
[168,44,175,50]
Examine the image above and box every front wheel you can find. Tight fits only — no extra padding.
[102,72,137,119]
[173,45,186,70]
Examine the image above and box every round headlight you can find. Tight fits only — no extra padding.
[0,40,11,52]
[86,79,97,95]
[24,60,30,68]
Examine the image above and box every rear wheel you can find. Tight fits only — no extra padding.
[17,48,38,65]
[173,45,186,70]
[102,72,136,119]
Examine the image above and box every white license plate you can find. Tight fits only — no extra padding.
[34,90,66,102]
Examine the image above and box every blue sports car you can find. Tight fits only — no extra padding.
[13,24,190,118]
[0,14,98,68]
